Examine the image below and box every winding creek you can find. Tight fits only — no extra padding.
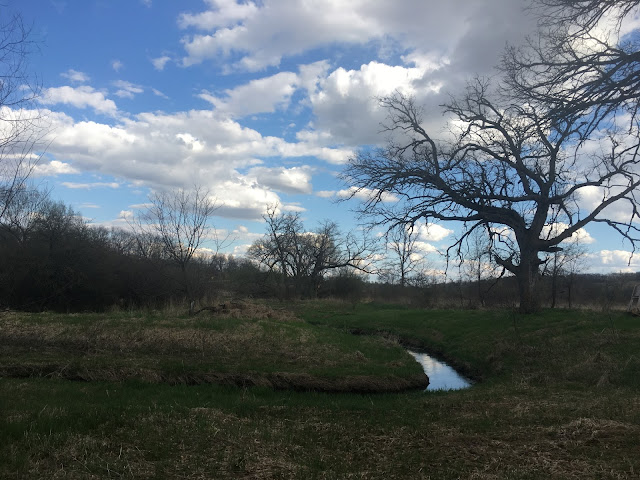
[407,350,472,391]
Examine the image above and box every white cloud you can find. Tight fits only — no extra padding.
[119,209,134,220]
[61,69,90,83]
[61,181,121,189]
[178,0,260,30]
[246,166,313,194]
[199,71,298,117]
[152,88,169,99]
[41,86,118,116]
[151,55,171,71]
[542,222,596,245]
[128,203,153,209]
[576,184,639,224]
[595,249,640,272]
[307,61,436,146]
[413,241,439,254]
[113,80,144,99]
[178,0,534,73]
[329,186,399,203]
[112,60,124,72]
[415,223,453,242]
[36,108,351,220]
[316,190,335,199]
[31,160,79,177]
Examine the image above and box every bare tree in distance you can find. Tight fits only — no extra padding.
[459,228,503,307]
[0,184,49,244]
[541,233,588,308]
[344,75,640,313]
[133,186,223,314]
[248,205,376,298]
[381,224,429,287]
[0,11,48,221]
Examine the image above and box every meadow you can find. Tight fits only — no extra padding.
[1,302,639,479]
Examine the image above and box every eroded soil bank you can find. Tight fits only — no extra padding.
[0,364,428,392]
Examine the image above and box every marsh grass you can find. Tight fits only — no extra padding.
[0,305,424,391]
[1,302,639,478]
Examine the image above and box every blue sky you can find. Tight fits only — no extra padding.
[9,0,640,275]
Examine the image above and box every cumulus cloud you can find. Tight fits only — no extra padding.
[61,69,90,83]
[31,160,79,177]
[593,249,640,273]
[178,0,534,74]
[41,86,118,116]
[199,71,299,117]
[61,181,121,189]
[113,80,144,99]
[36,107,349,220]
[151,55,171,71]
[246,166,313,194]
[320,186,399,203]
[414,223,453,242]
[307,61,435,146]
[576,185,638,224]
[542,222,596,245]
[111,60,124,72]
[118,209,134,220]
[152,88,169,99]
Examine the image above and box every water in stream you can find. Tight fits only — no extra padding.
[407,350,472,391]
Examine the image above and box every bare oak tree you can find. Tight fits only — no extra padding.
[344,77,640,313]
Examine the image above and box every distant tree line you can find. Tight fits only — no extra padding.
[1,184,637,313]
[0,186,268,312]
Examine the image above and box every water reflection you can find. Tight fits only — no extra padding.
[407,350,472,391]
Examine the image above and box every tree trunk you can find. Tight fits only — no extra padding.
[517,250,541,314]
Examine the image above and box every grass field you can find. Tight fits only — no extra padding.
[1,302,639,478]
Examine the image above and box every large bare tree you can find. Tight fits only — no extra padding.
[344,76,640,313]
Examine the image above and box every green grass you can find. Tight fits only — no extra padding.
[1,302,639,478]
[0,306,422,386]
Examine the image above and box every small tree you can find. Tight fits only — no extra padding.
[542,235,587,308]
[134,186,220,314]
[0,185,49,245]
[0,11,47,221]
[380,223,434,288]
[459,228,502,307]
[248,206,374,298]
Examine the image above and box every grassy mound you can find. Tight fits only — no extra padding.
[0,305,426,393]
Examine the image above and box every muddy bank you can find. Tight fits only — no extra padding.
[0,364,428,393]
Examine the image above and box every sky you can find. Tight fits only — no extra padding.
[8,0,640,275]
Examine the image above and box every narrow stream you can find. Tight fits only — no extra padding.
[407,350,472,391]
